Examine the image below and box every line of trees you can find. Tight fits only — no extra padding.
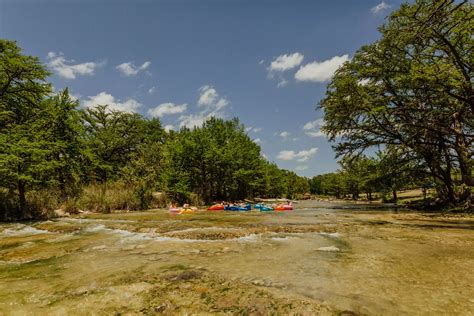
[319,0,473,208]
[309,151,429,202]
[0,39,310,220]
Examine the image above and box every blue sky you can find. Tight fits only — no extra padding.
[0,0,402,177]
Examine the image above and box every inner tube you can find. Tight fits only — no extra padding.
[224,203,251,211]
[275,205,293,211]
[169,208,181,214]
[179,208,195,214]
[208,204,224,211]
[260,206,274,211]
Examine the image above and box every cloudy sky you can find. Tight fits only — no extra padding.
[0,0,401,177]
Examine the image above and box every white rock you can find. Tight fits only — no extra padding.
[317,246,340,252]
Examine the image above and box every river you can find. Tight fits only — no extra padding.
[1,200,473,315]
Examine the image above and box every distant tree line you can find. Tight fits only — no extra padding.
[308,151,428,202]
[0,39,309,219]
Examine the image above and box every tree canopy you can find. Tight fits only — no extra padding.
[0,40,310,219]
[320,0,473,205]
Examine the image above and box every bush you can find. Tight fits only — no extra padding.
[0,189,61,220]
[75,182,141,213]
[189,193,203,207]
[26,190,61,218]
[151,191,168,209]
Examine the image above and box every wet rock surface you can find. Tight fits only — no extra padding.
[0,201,473,315]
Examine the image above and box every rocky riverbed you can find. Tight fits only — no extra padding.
[1,201,473,315]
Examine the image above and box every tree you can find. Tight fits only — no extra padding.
[163,117,265,203]
[259,161,286,198]
[122,118,166,209]
[81,105,150,183]
[320,0,473,205]
[0,40,51,130]
[0,40,51,217]
[339,156,378,200]
[43,88,84,200]
[373,148,425,202]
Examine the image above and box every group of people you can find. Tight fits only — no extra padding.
[169,200,292,212]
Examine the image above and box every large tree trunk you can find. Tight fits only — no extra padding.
[56,153,67,201]
[442,171,456,203]
[424,153,456,204]
[18,180,26,219]
[453,113,474,187]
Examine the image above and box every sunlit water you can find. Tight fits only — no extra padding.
[1,201,473,315]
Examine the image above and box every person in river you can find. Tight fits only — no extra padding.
[169,202,177,209]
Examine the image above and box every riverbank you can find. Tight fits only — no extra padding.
[1,201,473,314]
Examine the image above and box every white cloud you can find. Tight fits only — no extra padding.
[277,78,288,88]
[259,59,265,65]
[254,138,261,144]
[246,126,262,133]
[307,131,325,137]
[179,112,216,128]
[295,54,350,82]
[303,119,323,130]
[47,52,102,79]
[116,61,151,76]
[178,85,229,129]
[277,147,318,162]
[197,85,229,111]
[269,53,304,72]
[371,1,391,14]
[303,118,325,138]
[295,165,308,171]
[83,92,141,113]
[279,131,291,139]
[148,86,157,94]
[305,131,325,137]
[147,102,187,118]
[164,125,175,132]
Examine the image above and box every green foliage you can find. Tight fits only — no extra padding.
[310,151,427,201]
[164,118,264,203]
[0,38,307,218]
[0,39,51,129]
[319,0,473,204]
[81,105,151,182]
[0,39,52,217]
[73,182,141,213]
[43,88,84,199]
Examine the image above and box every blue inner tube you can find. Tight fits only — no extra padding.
[224,203,251,211]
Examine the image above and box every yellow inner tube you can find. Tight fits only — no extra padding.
[179,208,195,214]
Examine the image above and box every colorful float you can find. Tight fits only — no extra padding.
[224,203,251,211]
[274,202,293,211]
[254,203,273,212]
[260,205,274,211]
[179,207,197,214]
[169,204,198,214]
[208,204,224,211]
[169,207,181,214]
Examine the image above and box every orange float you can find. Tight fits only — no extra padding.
[207,204,224,211]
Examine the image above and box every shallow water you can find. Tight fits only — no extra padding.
[1,201,473,315]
